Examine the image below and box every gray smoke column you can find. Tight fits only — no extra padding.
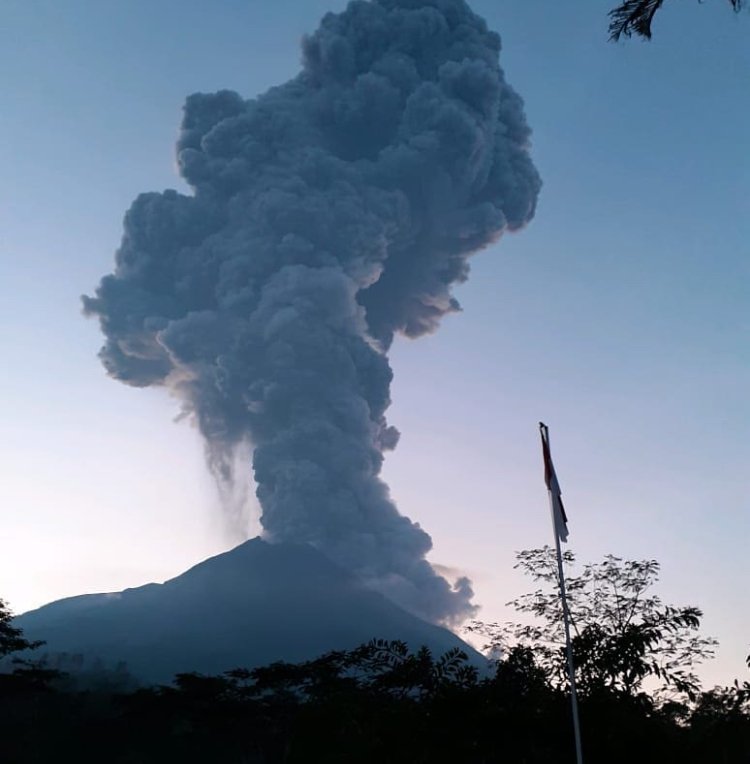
[83,0,541,625]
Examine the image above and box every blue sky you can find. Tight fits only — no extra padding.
[1,0,747,686]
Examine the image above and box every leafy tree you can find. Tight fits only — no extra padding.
[0,610,747,763]
[687,674,750,761]
[0,597,59,693]
[0,598,41,660]
[114,640,486,764]
[1,589,747,762]
[467,547,717,701]
[608,0,746,40]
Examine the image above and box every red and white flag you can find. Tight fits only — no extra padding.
[539,422,569,543]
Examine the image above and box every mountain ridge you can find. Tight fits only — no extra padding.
[15,538,484,684]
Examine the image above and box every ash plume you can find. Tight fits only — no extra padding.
[83,0,540,625]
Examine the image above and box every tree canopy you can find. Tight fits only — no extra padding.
[0,598,40,660]
[467,547,718,701]
[1,556,748,763]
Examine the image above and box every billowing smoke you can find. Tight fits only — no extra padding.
[83,0,540,625]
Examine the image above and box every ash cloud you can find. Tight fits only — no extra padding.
[83,0,540,625]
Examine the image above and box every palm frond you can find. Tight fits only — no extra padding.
[609,0,745,41]
[609,0,666,41]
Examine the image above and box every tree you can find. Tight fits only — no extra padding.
[687,667,750,762]
[0,620,747,762]
[467,547,717,701]
[608,0,746,40]
[0,598,41,660]
[0,597,61,698]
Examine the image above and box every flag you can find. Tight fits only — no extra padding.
[539,422,569,543]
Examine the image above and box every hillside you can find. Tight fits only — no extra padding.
[15,538,483,684]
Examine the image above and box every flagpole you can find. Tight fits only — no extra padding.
[540,423,583,764]
[549,490,584,764]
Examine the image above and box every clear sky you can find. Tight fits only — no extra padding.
[1,0,747,687]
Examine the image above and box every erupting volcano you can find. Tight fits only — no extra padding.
[82,0,540,625]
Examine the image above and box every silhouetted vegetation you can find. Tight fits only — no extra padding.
[468,547,718,701]
[1,558,748,763]
[608,0,746,40]
[0,598,60,696]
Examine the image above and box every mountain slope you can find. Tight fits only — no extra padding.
[16,538,483,684]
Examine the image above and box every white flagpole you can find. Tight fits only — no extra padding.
[550,492,584,764]
[540,423,583,764]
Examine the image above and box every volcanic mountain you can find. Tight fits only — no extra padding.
[15,539,484,685]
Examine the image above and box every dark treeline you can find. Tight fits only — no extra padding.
[1,639,748,763]
[2,549,748,763]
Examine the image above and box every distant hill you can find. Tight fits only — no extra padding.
[15,538,484,684]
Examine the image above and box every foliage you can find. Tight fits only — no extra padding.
[0,598,41,659]
[0,598,62,696]
[687,680,750,760]
[1,638,564,764]
[608,0,746,40]
[1,573,747,763]
[467,547,717,701]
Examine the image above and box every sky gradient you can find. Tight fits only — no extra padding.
[1,0,748,686]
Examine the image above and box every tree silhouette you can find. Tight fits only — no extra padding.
[609,0,746,40]
[467,547,717,701]
[1,579,747,763]
[0,598,41,661]
[0,597,59,693]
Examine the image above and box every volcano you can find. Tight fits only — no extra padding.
[15,539,484,684]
